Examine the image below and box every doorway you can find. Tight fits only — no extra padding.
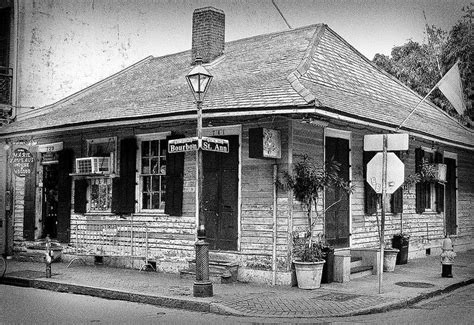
[202,135,239,251]
[42,164,59,239]
[325,135,350,248]
[444,157,457,235]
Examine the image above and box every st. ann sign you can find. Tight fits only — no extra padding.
[168,136,229,153]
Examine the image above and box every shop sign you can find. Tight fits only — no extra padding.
[9,148,35,177]
[249,127,281,159]
[38,142,63,153]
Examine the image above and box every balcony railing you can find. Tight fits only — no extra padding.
[0,66,13,123]
[0,66,13,105]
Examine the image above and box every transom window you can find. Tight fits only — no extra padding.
[139,137,167,211]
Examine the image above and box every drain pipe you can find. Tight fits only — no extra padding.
[272,163,278,285]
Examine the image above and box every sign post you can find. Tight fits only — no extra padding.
[364,133,408,294]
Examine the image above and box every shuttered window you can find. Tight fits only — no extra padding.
[164,134,185,216]
[415,147,444,213]
[111,138,137,215]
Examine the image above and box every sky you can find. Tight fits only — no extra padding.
[140,0,470,60]
[20,0,470,109]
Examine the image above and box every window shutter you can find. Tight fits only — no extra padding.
[74,179,88,213]
[434,151,444,213]
[390,151,403,214]
[112,137,137,214]
[415,147,426,214]
[363,151,378,215]
[57,149,74,243]
[23,160,37,240]
[165,133,185,216]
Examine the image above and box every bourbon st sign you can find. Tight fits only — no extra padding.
[168,136,229,153]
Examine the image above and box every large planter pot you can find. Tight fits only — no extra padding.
[383,248,399,272]
[294,260,326,289]
[392,235,409,265]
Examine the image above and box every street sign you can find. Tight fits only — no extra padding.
[202,137,229,153]
[364,134,409,151]
[168,136,229,153]
[366,152,404,194]
[168,137,198,153]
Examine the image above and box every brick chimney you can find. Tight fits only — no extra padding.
[192,7,225,64]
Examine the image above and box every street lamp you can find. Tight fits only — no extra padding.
[185,57,213,297]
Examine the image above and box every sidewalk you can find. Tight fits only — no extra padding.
[2,250,473,318]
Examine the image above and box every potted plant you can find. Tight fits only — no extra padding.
[282,155,352,289]
[392,232,410,265]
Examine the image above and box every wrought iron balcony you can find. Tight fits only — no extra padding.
[0,66,13,105]
[0,66,13,123]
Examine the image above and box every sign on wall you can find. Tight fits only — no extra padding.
[249,127,281,159]
[9,148,35,177]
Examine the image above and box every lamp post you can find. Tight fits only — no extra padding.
[185,57,213,297]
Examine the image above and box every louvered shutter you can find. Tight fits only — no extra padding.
[165,133,185,216]
[23,159,37,240]
[363,151,378,215]
[74,179,88,213]
[112,138,137,214]
[390,151,403,213]
[57,149,74,242]
[415,147,426,214]
[434,151,444,213]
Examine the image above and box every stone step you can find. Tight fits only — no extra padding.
[180,259,239,284]
[350,265,374,280]
[350,257,364,269]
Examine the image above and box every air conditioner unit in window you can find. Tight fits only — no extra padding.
[75,157,111,174]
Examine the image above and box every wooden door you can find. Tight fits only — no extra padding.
[445,157,456,235]
[42,164,59,239]
[325,137,350,248]
[203,135,239,251]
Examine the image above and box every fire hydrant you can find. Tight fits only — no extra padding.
[45,235,52,278]
[440,236,456,278]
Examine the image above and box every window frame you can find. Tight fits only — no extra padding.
[421,147,436,212]
[84,137,117,213]
[136,132,170,213]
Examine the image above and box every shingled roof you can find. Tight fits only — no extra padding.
[1,24,472,149]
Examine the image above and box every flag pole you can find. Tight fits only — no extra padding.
[396,82,440,131]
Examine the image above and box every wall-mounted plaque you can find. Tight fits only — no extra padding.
[9,148,35,177]
[249,128,281,159]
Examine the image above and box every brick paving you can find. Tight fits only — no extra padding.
[2,250,473,318]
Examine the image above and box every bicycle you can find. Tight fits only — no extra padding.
[0,255,6,279]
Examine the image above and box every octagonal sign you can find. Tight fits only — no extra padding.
[367,152,404,194]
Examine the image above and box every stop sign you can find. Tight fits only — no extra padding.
[367,152,404,194]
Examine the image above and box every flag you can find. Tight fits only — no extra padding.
[437,61,466,116]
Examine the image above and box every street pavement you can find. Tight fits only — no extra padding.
[1,250,473,318]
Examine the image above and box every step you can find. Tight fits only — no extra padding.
[180,259,239,284]
[350,258,364,269]
[350,265,374,280]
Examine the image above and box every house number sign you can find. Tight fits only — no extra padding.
[9,148,35,177]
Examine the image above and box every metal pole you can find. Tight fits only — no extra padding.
[193,99,213,297]
[378,134,388,294]
[272,163,278,286]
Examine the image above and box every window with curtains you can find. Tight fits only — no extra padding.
[86,137,116,212]
[415,147,444,214]
[138,136,167,211]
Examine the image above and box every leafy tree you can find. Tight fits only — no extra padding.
[373,4,473,123]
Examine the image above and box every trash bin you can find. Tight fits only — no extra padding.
[392,235,409,265]
[321,246,334,283]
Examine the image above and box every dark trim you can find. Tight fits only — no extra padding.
[2,105,473,150]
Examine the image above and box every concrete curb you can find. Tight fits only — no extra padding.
[2,275,473,318]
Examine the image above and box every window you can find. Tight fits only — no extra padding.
[86,137,116,212]
[138,136,167,211]
[415,147,443,214]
